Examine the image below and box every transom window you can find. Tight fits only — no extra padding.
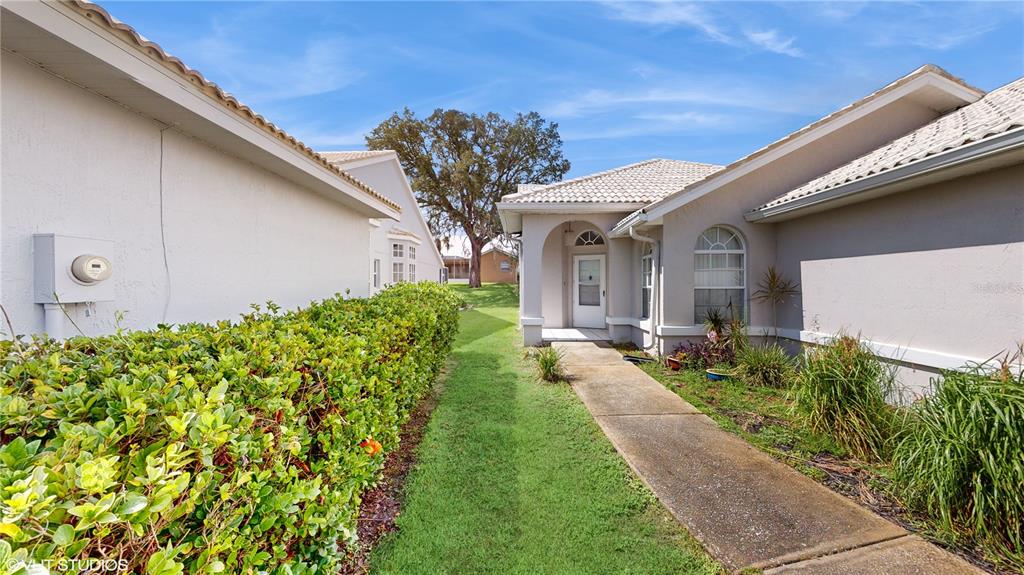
[409,246,417,260]
[694,226,745,323]
[575,230,605,246]
[640,244,653,319]
[392,243,404,258]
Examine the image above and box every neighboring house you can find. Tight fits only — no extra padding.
[0,0,401,338]
[500,65,1023,394]
[480,246,518,284]
[444,255,471,280]
[321,151,445,293]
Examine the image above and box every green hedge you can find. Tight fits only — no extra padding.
[0,282,461,574]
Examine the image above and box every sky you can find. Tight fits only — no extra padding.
[107,1,1023,182]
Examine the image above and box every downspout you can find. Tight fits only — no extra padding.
[629,226,660,352]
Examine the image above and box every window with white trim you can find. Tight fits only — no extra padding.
[408,264,417,282]
[373,259,381,289]
[392,243,404,258]
[409,246,417,260]
[575,230,605,246]
[392,262,405,283]
[640,243,653,319]
[500,260,511,272]
[694,226,745,323]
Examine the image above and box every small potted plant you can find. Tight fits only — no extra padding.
[665,352,685,371]
[706,363,734,381]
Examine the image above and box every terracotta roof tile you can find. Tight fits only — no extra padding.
[503,159,723,204]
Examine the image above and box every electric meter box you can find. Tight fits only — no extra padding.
[33,234,116,304]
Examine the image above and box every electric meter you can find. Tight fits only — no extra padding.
[71,254,113,284]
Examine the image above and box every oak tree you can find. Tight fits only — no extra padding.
[367,109,569,287]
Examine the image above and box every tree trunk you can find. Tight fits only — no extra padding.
[468,238,483,288]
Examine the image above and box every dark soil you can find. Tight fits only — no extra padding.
[338,374,446,575]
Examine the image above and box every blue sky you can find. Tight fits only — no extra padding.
[110,1,1022,178]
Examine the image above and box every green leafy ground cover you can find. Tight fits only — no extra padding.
[1,282,460,574]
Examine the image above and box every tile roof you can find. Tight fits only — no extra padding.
[65,0,399,213]
[502,159,723,204]
[756,76,1024,211]
[320,150,396,164]
[642,64,983,218]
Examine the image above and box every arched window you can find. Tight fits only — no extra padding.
[575,230,605,246]
[694,226,745,323]
[640,243,653,319]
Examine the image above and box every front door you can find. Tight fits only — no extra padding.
[573,255,606,328]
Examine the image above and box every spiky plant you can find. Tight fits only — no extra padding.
[752,266,800,342]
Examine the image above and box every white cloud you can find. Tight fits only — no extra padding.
[602,1,733,44]
[744,29,803,57]
[601,1,805,58]
[541,81,801,120]
[184,11,361,105]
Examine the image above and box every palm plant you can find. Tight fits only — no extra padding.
[752,266,800,342]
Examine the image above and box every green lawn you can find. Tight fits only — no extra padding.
[369,284,720,575]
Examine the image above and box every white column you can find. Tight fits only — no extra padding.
[520,218,545,346]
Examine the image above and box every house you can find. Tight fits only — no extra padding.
[443,255,471,281]
[0,0,408,338]
[480,245,518,284]
[321,151,445,292]
[500,65,1023,393]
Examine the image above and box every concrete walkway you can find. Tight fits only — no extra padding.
[553,341,984,575]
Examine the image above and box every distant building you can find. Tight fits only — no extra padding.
[443,255,471,281]
[480,246,518,284]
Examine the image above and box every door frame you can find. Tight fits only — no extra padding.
[572,254,606,328]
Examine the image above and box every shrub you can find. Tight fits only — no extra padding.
[536,347,565,382]
[891,356,1024,569]
[0,282,461,574]
[793,335,897,460]
[737,344,795,388]
[674,340,734,370]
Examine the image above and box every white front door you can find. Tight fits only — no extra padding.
[573,255,606,328]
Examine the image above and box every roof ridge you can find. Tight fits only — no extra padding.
[65,0,400,213]
[507,158,720,203]
[640,64,986,217]
[750,74,1023,213]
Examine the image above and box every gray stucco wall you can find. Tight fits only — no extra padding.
[774,163,1024,364]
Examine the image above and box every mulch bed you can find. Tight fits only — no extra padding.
[338,376,445,575]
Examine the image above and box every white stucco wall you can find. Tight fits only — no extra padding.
[1,52,372,337]
[340,160,444,292]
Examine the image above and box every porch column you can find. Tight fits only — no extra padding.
[520,221,544,346]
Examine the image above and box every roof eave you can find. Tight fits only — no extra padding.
[746,128,1024,223]
[2,1,399,218]
[643,68,985,224]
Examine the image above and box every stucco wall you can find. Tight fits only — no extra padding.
[341,160,444,291]
[774,163,1024,365]
[1,52,372,337]
[659,96,948,335]
[520,212,628,332]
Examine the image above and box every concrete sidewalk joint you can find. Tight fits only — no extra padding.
[553,341,984,575]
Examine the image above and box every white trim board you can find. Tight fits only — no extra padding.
[656,324,997,372]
